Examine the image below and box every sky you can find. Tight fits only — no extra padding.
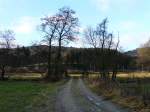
[0,0,150,51]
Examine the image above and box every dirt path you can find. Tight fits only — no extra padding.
[55,78,129,112]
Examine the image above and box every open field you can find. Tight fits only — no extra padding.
[0,75,65,112]
[69,74,82,77]
[87,72,150,78]
[6,72,150,79]
[117,72,150,78]
[0,72,150,112]
[6,73,44,80]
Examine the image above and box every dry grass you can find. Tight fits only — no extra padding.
[88,82,150,111]
[87,72,150,78]
[69,74,82,77]
[117,72,150,78]
[6,73,44,80]
[87,72,150,112]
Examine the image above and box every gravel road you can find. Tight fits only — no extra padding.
[55,78,129,112]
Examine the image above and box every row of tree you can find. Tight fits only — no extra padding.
[83,18,120,81]
[0,7,149,81]
[0,30,15,80]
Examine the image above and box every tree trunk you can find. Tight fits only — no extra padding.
[58,38,62,79]
[54,38,62,81]
[58,38,62,62]
[0,65,5,80]
[112,66,117,81]
[46,39,56,81]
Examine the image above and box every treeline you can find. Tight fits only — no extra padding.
[0,46,46,67]
[0,44,134,79]
[66,48,133,72]
[0,45,134,69]
[0,6,149,81]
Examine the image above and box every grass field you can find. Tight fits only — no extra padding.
[0,78,64,112]
[6,73,44,80]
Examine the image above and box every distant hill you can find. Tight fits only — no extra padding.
[125,49,138,57]
[0,45,139,58]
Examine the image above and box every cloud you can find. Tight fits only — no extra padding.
[111,20,150,50]
[116,20,142,36]
[92,0,110,12]
[91,0,137,13]
[119,21,138,32]
[13,16,39,34]
[0,16,41,46]
[67,35,84,48]
[119,32,150,50]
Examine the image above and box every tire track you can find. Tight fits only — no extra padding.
[77,78,129,112]
[55,78,129,112]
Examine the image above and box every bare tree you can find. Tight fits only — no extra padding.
[40,16,59,80]
[39,7,79,81]
[0,30,15,49]
[84,18,119,80]
[111,34,120,81]
[54,7,79,79]
[0,30,15,80]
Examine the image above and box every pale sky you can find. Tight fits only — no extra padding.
[0,0,150,51]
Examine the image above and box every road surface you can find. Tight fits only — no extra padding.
[55,78,129,112]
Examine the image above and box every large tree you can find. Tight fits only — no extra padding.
[40,15,59,80]
[40,7,79,81]
[54,7,79,79]
[0,30,15,80]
